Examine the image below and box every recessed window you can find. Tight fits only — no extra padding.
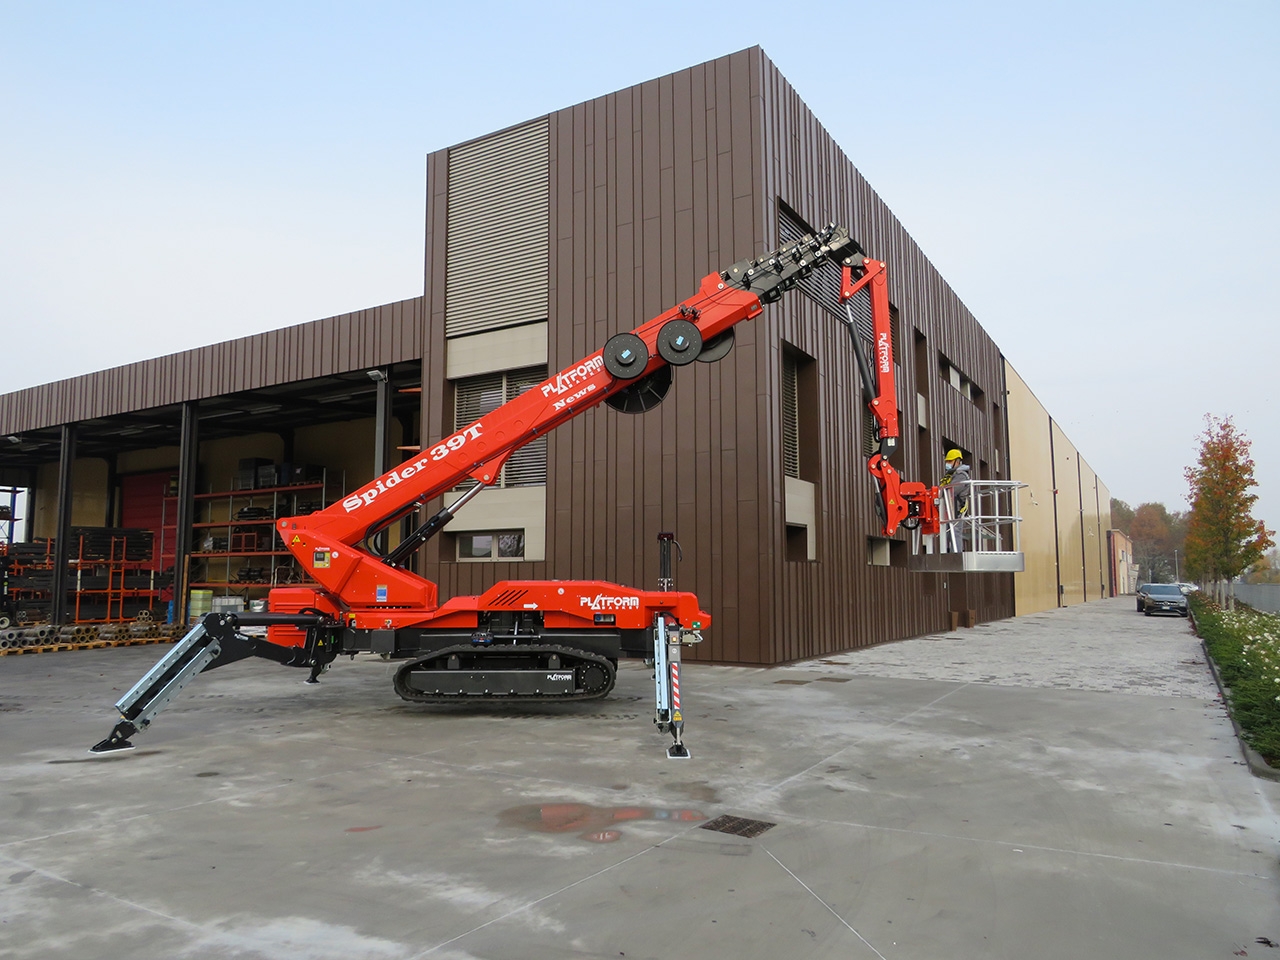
[938,353,983,407]
[457,530,525,561]
[782,353,800,479]
[781,345,818,482]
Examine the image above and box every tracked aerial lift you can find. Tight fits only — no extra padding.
[91,224,1021,760]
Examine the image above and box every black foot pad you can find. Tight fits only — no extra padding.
[89,738,135,755]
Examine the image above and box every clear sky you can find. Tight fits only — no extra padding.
[1,1,1276,531]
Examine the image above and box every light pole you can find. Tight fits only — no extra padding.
[1174,549,1180,582]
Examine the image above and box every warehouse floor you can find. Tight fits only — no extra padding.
[1,598,1278,959]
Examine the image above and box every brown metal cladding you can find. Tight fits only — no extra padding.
[419,48,1013,663]
[0,297,426,434]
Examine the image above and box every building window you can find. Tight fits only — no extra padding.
[453,366,548,487]
[781,345,817,481]
[457,530,526,561]
[782,352,800,479]
[938,353,984,407]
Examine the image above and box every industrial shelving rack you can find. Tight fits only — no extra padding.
[185,475,334,601]
[70,533,161,623]
[2,532,161,625]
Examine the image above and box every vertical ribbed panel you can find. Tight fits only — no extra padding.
[445,120,550,337]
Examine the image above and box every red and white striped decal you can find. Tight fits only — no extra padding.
[670,662,680,711]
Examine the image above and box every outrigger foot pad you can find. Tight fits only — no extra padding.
[666,743,691,760]
[89,721,138,755]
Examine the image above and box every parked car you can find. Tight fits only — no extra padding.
[1139,583,1189,617]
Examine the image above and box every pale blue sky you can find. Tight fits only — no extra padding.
[1,1,1276,530]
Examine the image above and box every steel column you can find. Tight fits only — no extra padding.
[372,368,394,556]
[173,402,199,625]
[50,424,77,625]
[373,367,393,476]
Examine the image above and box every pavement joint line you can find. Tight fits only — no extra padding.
[408,835,679,958]
[0,851,204,932]
[762,845,888,960]
[764,681,976,794]
[788,813,1273,880]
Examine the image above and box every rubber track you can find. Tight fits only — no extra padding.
[392,642,617,704]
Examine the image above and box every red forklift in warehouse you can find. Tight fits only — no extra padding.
[91,225,1024,759]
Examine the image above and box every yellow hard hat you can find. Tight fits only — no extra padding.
[945,449,963,462]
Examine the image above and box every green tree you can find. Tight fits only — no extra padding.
[1184,416,1274,607]
[1110,498,1135,535]
[1128,501,1189,582]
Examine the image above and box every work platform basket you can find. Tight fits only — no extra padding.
[908,480,1026,573]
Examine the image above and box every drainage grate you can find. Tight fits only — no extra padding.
[700,815,776,838]
[773,679,810,685]
[815,677,850,683]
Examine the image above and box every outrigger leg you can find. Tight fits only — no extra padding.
[653,614,695,759]
[89,611,332,754]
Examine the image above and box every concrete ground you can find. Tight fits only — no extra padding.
[1,596,1277,959]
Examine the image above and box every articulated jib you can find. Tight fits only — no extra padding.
[391,642,617,704]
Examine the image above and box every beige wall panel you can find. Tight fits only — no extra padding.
[446,323,548,379]
[33,458,109,537]
[444,486,547,562]
[1096,475,1113,593]
[1079,458,1104,600]
[1051,420,1085,606]
[1004,363,1058,615]
[197,434,285,493]
[293,419,384,498]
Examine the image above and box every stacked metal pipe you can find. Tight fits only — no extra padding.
[0,621,180,651]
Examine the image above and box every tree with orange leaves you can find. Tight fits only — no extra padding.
[1184,415,1273,607]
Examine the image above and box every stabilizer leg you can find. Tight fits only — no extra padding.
[87,611,331,753]
[652,615,691,760]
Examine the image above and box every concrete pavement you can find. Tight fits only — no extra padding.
[1,596,1277,959]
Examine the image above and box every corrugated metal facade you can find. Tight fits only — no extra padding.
[0,298,425,434]
[418,47,1015,664]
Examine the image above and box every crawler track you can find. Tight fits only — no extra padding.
[392,642,617,704]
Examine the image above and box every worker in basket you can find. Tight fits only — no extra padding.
[940,448,971,551]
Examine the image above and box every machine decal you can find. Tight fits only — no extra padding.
[579,594,640,611]
[541,357,605,397]
[552,382,597,411]
[341,424,485,512]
